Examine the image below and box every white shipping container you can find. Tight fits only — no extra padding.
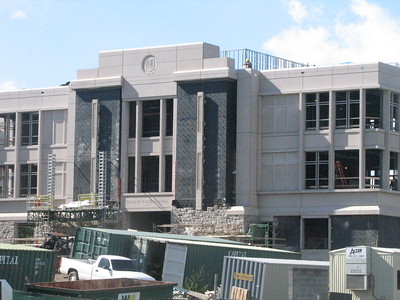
[220,256,329,300]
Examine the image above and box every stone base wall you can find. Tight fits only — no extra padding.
[0,221,15,240]
[171,206,259,235]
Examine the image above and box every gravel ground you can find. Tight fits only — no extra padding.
[54,273,69,282]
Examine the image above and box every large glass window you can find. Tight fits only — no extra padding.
[141,156,159,192]
[142,100,160,137]
[365,150,381,189]
[166,99,174,136]
[391,93,399,132]
[366,89,382,129]
[129,102,136,138]
[335,150,359,189]
[20,164,37,197]
[127,157,135,193]
[165,155,173,192]
[0,165,14,198]
[0,113,16,147]
[303,218,329,250]
[336,90,360,129]
[305,92,329,130]
[21,112,39,146]
[305,151,329,189]
[390,152,398,190]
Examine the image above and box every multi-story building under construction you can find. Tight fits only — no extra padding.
[1,42,400,259]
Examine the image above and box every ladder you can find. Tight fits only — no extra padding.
[335,161,347,187]
[47,154,56,197]
[98,151,106,208]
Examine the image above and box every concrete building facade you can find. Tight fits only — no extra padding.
[1,42,400,259]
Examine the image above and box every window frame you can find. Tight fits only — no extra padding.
[0,113,16,147]
[335,90,360,129]
[305,151,329,189]
[0,165,14,198]
[305,92,329,130]
[21,112,39,146]
[20,163,38,197]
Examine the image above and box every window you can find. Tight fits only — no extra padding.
[0,165,14,198]
[166,99,173,136]
[305,92,329,130]
[165,155,173,192]
[127,157,135,193]
[98,258,110,269]
[390,152,398,190]
[142,100,160,137]
[335,150,359,189]
[20,164,37,197]
[305,151,328,189]
[398,270,400,290]
[303,218,329,250]
[366,89,382,129]
[391,93,399,132]
[129,102,136,138]
[21,112,39,146]
[18,224,34,238]
[0,113,15,147]
[336,91,360,129]
[141,156,159,192]
[365,150,381,189]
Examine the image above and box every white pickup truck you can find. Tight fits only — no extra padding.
[59,255,155,281]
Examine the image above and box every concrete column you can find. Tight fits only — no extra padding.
[65,91,77,203]
[159,99,166,192]
[359,89,366,189]
[195,92,204,210]
[235,69,260,210]
[135,101,142,193]
[90,100,99,194]
[120,101,129,196]
[382,90,391,189]
[298,93,305,190]
[37,110,43,196]
[14,113,20,197]
[328,90,335,189]
[172,98,177,193]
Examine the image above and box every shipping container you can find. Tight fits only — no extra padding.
[220,256,329,300]
[330,246,400,300]
[0,243,56,291]
[71,227,301,289]
[73,227,132,259]
[72,227,243,259]
[25,278,176,299]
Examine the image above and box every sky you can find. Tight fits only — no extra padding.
[1,0,400,91]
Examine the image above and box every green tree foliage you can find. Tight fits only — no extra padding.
[183,265,209,294]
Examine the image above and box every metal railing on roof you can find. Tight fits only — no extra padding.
[220,48,307,70]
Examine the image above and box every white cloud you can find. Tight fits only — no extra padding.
[9,10,27,20]
[263,0,400,65]
[0,80,17,91]
[288,0,308,23]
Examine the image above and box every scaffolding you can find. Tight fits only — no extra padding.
[27,153,119,224]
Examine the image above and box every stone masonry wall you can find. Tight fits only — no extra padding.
[171,206,259,236]
[0,221,15,240]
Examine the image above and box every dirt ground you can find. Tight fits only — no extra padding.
[54,273,68,282]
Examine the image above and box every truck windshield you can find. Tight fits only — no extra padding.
[111,259,136,271]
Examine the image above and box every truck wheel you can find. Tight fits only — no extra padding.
[68,270,79,281]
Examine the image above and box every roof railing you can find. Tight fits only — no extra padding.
[220,48,307,70]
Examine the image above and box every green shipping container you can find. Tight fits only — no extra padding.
[73,227,132,259]
[183,241,300,288]
[0,244,56,291]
